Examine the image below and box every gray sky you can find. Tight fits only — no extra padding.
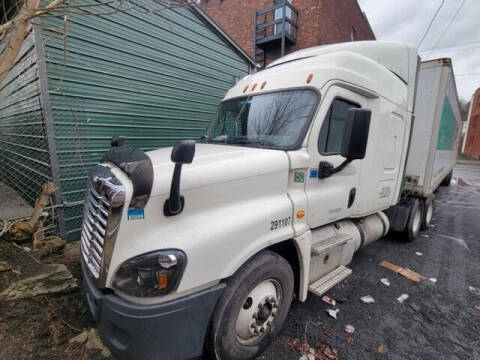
[357,0,480,102]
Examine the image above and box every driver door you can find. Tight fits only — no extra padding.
[305,86,368,229]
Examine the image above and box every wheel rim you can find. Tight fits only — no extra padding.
[425,202,433,226]
[412,208,421,234]
[235,279,282,344]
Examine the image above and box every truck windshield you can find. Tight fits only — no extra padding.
[203,89,318,149]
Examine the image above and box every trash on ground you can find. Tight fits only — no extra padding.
[422,234,429,238]
[376,344,386,354]
[322,295,336,306]
[360,295,375,303]
[397,294,410,303]
[430,224,435,227]
[379,260,425,283]
[474,305,480,311]
[429,277,437,283]
[0,261,11,272]
[345,324,355,334]
[415,251,423,256]
[380,278,391,286]
[11,268,21,275]
[23,246,31,252]
[468,286,480,296]
[326,308,340,319]
[286,338,339,360]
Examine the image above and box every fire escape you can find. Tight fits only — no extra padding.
[253,0,298,68]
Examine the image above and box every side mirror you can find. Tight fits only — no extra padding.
[340,108,371,160]
[171,140,195,164]
[164,140,196,216]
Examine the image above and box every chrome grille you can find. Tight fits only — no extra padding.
[81,184,111,279]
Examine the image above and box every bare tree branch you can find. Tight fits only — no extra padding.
[0,0,40,86]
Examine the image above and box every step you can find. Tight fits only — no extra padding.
[311,233,353,255]
[308,266,352,297]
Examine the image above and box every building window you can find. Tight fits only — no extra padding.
[351,26,357,41]
[318,98,360,154]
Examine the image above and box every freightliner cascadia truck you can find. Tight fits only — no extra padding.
[80,42,461,360]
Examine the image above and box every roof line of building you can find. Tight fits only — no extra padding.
[191,5,256,67]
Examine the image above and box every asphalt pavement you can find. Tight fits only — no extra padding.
[261,162,480,360]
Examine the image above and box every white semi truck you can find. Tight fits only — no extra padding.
[80,41,461,360]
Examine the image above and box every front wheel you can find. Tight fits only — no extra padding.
[206,250,294,360]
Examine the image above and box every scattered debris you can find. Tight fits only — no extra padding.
[322,295,336,306]
[11,267,21,275]
[0,260,11,272]
[326,308,340,319]
[6,182,57,243]
[429,278,438,283]
[0,264,78,301]
[422,234,429,238]
[379,260,425,283]
[345,324,355,334]
[475,305,480,311]
[397,294,410,303]
[468,286,480,296]
[360,295,375,303]
[69,328,112,358]
[23,246,31,252]
[380,278,391,286]
[415,251,423,256]
[376,344,386,354]
[37,236,66,258]
[430,224,435,227]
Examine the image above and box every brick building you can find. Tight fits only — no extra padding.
[198,0,376,67]
[462,87,480,159]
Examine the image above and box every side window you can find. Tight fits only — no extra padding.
[318,98,360,154]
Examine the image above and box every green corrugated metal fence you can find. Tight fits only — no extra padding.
[0,0,250,239]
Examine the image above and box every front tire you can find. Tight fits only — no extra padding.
[405,199,422,242]
[206,250,294,360]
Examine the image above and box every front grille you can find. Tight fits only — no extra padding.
[81,184,111,279]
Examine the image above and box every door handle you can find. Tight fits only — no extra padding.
[348,188,356,208]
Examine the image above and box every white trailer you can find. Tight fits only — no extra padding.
[79,42,460,360]
[386,59,462,239]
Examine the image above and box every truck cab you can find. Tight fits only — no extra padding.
[81,41,419,360]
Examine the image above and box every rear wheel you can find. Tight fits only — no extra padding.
[441,170,453,186]
[422,197,434,230]
[206,251,294,360]
[405,199,422,242]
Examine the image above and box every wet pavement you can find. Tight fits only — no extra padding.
[261,162,480,360]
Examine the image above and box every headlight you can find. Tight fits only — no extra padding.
[112,250,186,297]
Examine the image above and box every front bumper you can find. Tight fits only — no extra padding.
[82,262,226,360]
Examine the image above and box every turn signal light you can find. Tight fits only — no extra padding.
[158,273,168,290]
[243,85,249,93]
[306,73,313,83]
[296,210,305,219]
[261,81,267,89]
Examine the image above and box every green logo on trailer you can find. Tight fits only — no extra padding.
[437,95,457,150]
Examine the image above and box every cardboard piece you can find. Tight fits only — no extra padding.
[379,260,425,283]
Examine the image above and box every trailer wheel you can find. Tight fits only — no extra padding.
[422,197,434,230]
[405,199,422,242]
[441,170,453,186]
[206,250,294,360]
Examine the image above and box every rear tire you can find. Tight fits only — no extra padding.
[405,199,422,242]
[422,197,434,230]
[206,251,294,360]
[441,170,453,186]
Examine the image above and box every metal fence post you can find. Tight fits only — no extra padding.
[32,23,67,239]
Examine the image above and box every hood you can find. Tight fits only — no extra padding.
[147,143,290,197]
